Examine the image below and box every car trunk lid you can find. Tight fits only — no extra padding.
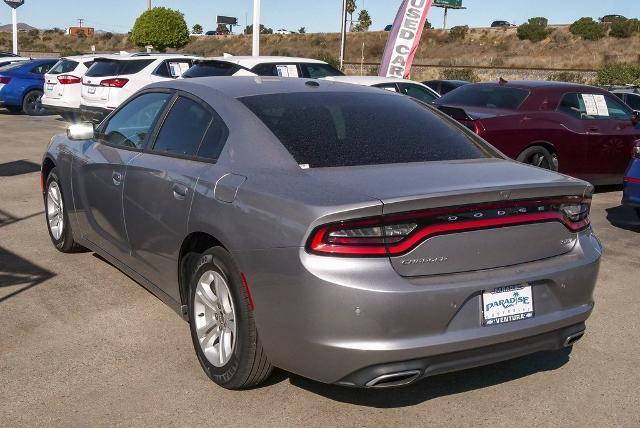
[306,159,591,276]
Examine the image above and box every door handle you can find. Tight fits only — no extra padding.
[588,126,599,132]
[172,183,189,200]
[112,171,122,186]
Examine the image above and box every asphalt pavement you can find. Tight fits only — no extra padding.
[1,112,639,426]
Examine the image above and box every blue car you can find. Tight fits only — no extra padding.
[623,142,640,218]
[0,58,57,116]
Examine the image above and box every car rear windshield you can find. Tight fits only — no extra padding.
[240,92,493,168]
[440,85,530,110]
[182,61,245,78]
[48,59,79,75]
[85,59,154,77]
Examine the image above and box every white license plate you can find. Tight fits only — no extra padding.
[88,86,96,94]
[46,83,54,91]
[482,284,534,326]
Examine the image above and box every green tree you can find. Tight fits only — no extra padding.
[244,24,273,35]
[131,7,190,51]
[517,17,550,42]
[424,19,433,30]
[192,24,203,35]
[354,10,372,32]
[298,27,306,34]
[569,17,605,41]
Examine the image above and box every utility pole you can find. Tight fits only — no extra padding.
[4,0,25,55]
[147,0,151,10]
[77,18,84,28]
[252,0,261,56]
[339,0,347,70]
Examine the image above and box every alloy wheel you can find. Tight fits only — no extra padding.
[46,181,64,240]
[25,92,46,115]
[193,270,237,367]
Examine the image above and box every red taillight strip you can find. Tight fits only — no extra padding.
[624,176,640,184]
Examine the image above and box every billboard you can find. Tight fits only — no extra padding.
[434,0,463,8]
[217,16,238,26]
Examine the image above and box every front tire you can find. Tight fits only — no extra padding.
[517,145,559,172]
[44,168,83,253]
[22,90,48,116]
[188,247,273,389]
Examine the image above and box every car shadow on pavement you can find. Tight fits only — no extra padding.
[286,348,572,408]
[0,160,42,177]
[0,245,55,304]
[606,206,640,232]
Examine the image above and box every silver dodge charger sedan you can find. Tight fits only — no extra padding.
[41,76,602,389]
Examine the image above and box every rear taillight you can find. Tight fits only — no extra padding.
[633,141,640,159]
[57,75,81,85]
[0,76,11,84]
[308,196,591,257]
[99,78,129,88]
[473,121,484,135]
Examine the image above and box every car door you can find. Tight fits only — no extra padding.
[122,93,227,301]
[72,91,172,260]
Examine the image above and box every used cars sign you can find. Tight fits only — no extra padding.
[4,0,25,8]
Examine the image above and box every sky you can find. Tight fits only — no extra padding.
[2,0,640,33]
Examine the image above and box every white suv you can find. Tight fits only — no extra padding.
[81,53,197,122]
[42,55,117,120]
[182,56,344,79]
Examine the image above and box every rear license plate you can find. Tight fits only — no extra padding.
[88,86,96,94]
[46,83,54,91]
[482,284,534,326]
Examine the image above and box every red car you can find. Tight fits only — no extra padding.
[435,80,640,185]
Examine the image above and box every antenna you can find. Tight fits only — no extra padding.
[78,18,85,28]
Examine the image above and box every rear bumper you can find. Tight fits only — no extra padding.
[338,322,585,388]
[236,229,602,385]
[623,162,640,207]
[80,105,112,123]
[42,97,80,115]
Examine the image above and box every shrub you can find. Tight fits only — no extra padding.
[102,32,114,40]
[547,71,586,84]
[517,17,550,42]
[596,63,640,86]
[131,7,190,51]
[312,51,340,69]
[448,25,469,41]
[28,29,40,37]
[569,17,605,41]
[610,19,640,38]
[440,68,478,82]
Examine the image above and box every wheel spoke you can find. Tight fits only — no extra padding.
[196,318,218,337]
[196,279,218,309]
[218,330,226,364]
[200,325,220,348]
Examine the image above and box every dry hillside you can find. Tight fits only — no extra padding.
[2,26,639,81]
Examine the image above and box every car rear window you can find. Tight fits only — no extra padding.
[302,63,344,78]
[182,61,245,78]
[240,92,492,168]
[48,59,79,75]
[85,59,154,77]
[440,85,530,110]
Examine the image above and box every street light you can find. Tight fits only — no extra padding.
[252,0,261,56]
[3,0,25,55]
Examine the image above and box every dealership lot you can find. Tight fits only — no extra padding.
[1,112,639,426]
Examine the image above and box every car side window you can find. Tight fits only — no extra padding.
[626,93,640,111]
[373,83,399,93]
[399,83,438,104]
[558,93,632,120]
[30,63,54,74]
[252,63,277,76]
[303,63,343,78]
[197,113,230,161]
[101,92,171,149]
[152,96,213,157]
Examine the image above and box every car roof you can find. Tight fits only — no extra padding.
[468,80,605,92]
[148,76,391,99]
[93,53,198,61]
[424,79,469,84]
[321,75,422,86]
[205,56,327,68]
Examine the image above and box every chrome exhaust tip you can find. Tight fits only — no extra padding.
[564,331,585,347]
[365,370,422,388]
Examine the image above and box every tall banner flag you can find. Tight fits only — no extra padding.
[379,0,433,79]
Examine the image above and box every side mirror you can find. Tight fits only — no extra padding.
[633,141,640,160]
[67,122,96,140]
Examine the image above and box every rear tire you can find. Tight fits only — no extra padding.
[517,145,559,172]
[22,90,48,116]
[188,247,273,389]
[44,168,84,253]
